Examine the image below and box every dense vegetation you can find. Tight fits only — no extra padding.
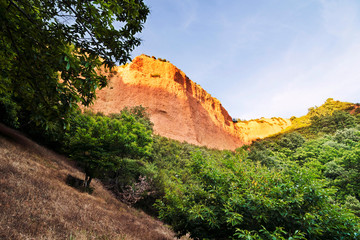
[2,85,360,239]
[146,99,360,239]
[145,103,360,239]
[67,100,359,239]
[0,0,149,130]
[1,2,359,238]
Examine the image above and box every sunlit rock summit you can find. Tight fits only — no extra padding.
[87,54,291,150]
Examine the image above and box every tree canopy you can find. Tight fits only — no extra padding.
[0,0,149,128]
[64,109,153,187]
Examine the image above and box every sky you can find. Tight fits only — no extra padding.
[131,0,360,120]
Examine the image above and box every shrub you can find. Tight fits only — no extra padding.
[277,132,305,150]
[310,110,356,134]
[119,175,154,205]
[344,195,360,217]
[103,157,153,201]
[324,159,345,179]
[334,128,360,143]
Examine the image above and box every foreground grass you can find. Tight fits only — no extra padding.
[0,124,181,240]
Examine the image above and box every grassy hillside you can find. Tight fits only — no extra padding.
[0,124,181,240]
[282,98,356,136]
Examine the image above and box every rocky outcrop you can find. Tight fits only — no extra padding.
[87,55,291,150]
[236,118,291,143]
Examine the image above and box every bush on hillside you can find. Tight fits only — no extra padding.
[310,110,356,134]
[277,132,305,150]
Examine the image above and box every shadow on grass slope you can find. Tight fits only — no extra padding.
[0,123,181,240]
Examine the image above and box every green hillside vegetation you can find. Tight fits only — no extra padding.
[146,102,360,239]
[245,100,360,210]
[283,98,355,137]
[1,2,360,238]
[2,99,360,239]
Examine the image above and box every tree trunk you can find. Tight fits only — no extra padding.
[84,173,92,188]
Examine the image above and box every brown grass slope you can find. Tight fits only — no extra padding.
[0,124,179,240]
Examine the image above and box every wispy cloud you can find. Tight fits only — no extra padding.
[133,1,360,119]
[225,0,360,119]
[320,0,359,39]
[174,0,198,30]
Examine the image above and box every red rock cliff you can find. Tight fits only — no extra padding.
[86,55,291,150]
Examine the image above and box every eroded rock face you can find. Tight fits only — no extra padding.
[236,118,292,143]
[87,55,291,150]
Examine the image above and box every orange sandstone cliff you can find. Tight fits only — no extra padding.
[87,55,291,150]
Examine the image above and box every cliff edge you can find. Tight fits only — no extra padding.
[87,55,291,150]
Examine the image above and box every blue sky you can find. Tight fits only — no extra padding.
[131,0,360,119]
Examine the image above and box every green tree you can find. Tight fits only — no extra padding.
[0,0,149,128]
[64,111,153,187]
[277,132,305,151]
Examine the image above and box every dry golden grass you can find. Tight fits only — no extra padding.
[0,124,185,240]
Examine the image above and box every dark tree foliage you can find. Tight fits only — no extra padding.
[0,0,149,129]
[310,110,356,134]
[277,132,305,150]
[247,141,276,167]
